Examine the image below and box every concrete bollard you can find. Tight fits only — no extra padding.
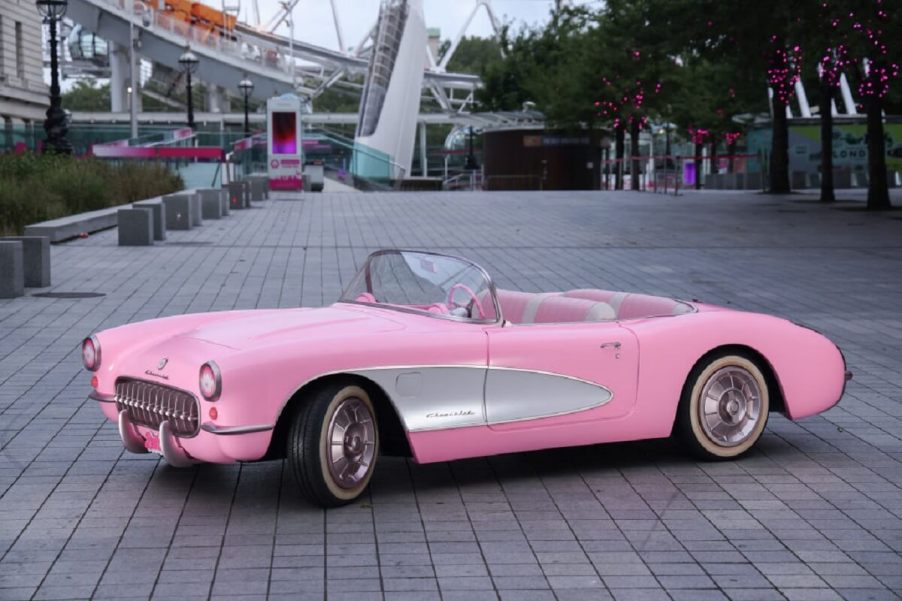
[745,172,763,190]
[118,208,154,246]
[833,168,852,189]
[198,189,223,219]
[133,199,166,241]
[162,194,193,230]
[0,241,25,298]
[248,176,267,201]
[225,182,247,210]
[1,236,51,287]
[721,174,736,190]
[187,193,203,227]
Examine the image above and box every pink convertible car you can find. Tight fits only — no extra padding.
[84,249,850,506]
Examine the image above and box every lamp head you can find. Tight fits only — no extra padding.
[238,77,254,97]
[178,48,199,73]
[36,0,67,20]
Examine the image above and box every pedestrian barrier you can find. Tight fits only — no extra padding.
[0,241,25,298]
[0,236,51,287]
[118,208,155,246]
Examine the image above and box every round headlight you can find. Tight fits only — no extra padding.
[199,361,221,401]
[82,336,100,371]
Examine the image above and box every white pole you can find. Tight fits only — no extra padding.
[129,16,138,139]
[419,122,427,176]
[282,1,295,90]
[329,0,345,52]
[794,79,811,117]
[440,3,481,70]
[839,73,857,115]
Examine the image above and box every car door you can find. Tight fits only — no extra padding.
[484,321,639,431]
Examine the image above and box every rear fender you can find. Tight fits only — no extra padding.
[624,311,845,431]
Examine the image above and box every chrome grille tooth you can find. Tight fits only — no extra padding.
[113,377,199,437]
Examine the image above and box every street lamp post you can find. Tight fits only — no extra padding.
[178,48,199,129]
[36,0,72,154]
[464,126,478,170]
[238,77,254,137]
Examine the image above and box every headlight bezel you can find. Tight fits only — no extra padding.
[82,335,101,371]
[199,361,222,401]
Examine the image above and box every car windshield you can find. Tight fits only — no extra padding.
[339,250,499,322]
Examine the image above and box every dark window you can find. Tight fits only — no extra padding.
[15,21,23,79]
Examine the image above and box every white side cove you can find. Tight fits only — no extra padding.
[353,0,427,180]
[348,366,613,432]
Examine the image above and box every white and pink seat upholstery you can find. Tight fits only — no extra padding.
[492,288,691,324]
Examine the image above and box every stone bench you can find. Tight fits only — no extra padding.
[162,193,193,230]
[0,236,51,287]
[197,188,224,219]
[24,205,120,242]
[118,208,154,246]
[0,240,24,298]
[133,199,166,241]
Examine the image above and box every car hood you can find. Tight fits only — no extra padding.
[181,305,405,350]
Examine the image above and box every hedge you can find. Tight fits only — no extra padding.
[0,153,183,235]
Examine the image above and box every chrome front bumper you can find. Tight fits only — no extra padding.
[118,409,194,467]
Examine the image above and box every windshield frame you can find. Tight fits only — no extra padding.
[337,249,503,325]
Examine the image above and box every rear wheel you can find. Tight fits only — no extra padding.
[676,353,769,460]
[287,381,379,507]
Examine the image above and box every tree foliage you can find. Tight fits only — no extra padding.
[62,80,111,111]
[475,0,900,206]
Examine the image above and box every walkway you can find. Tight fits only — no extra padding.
[0,189,900,601]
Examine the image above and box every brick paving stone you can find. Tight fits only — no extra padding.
[1,188,901,600]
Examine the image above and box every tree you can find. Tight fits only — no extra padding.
[590,0,670,190]
[806,0,854,202]
[845,0,900,209]
[441,36,503,75]
[62,80,111,111]
[699,1,805,194]
[478,7,600,129]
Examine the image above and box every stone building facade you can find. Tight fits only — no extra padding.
[0,0,49,135]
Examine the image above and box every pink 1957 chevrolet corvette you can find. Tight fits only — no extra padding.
[84,249,850,507]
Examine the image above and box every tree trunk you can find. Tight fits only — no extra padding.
[866,98,891,210]
[615,127,625,190]
[710,139,718,177]
[602,147,609,190]
[694,142,703,190]
[819,82,835,203]
[727,141,736,173]
[630,119,640,191]
[769,94,791,193]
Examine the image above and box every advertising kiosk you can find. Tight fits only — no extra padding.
[266,94,303,190]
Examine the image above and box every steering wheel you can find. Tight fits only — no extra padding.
[447,283,486,319]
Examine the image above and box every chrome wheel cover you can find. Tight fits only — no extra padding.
[699,366,762,447]
[327,397,377,489]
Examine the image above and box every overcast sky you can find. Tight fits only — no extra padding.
[251,0,599,52]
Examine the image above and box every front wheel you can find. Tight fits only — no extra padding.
[676,353,769,460]
[287,381,379,507]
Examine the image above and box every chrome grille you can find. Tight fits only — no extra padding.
[115,378,199,437]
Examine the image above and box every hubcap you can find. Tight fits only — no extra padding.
[327,397,376,489]
[699,366,762,447]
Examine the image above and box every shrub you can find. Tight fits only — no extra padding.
[0,153,184,235]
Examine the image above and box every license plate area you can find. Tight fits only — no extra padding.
[141,428,162,454]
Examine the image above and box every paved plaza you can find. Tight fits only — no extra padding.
[1,188,902,601]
